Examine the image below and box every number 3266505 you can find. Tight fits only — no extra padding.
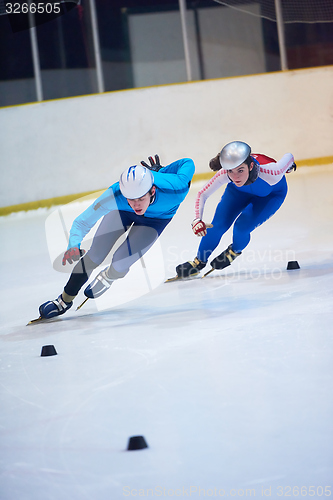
[6,3,61,14]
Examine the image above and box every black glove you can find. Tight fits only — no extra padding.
[286,162,297,173]
[141,155,164,172]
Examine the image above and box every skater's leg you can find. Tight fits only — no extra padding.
[232,189,287,253]
[208,183,287,271]
[84,218,171,298]
[63,254,100,298]
[64,210,129,297]
[176,188,250,278]
[111,225,159,274]
[39,211,130,318]
[197,185,251,263]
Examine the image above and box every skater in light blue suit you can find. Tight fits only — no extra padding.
[38,156,194,319]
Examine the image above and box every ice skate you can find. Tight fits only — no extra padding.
[35,294,73,322]
[203,245,241,277]
[84,268,115,299]
[166,257,206,282]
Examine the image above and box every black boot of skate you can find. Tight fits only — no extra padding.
[84,265,127,299]
[39,294,73,319]
[84,268,115,299]
[176,257,206,278]
[210,245,241,270]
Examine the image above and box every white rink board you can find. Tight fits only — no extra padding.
[1,66,333,207]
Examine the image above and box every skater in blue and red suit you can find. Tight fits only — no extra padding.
[176,141,296,278]
[38,156,195,319]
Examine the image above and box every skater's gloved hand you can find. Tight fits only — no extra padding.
[62,247,85,265]
[141,155,163,172]
[191,219,213,237]
[286,162,297,173]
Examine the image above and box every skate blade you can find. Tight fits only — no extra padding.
[202,268,215,278]
[165,276,182,283]
[27,316,43,325]
[165,273,200,283]
[76,297,89,311]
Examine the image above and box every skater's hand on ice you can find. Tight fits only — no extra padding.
[141,155,163,172]
[191,219,213,237]
[62,247,85,265]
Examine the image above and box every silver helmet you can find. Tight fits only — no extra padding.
[219,141,251,170]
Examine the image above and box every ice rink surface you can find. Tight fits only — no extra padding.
[1,165,333,499]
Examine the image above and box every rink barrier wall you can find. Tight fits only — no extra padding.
[1,65,333,209]
[1,156,332,216]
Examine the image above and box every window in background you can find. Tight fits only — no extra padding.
[0,16,35,106]
[211,0,333,71]
[285,22,333,69]
[185,0,267,80]
[95,0,184,91]
[36,2,98,100]
[95,2,133,92]
[1,0,332,107]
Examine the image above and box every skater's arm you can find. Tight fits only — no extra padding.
[153,158,195,193]
[67,187,117,249]
[259,153,295,185]
[194,169,229,220]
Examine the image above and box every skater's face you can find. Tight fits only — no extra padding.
[227,162,253,187]
[127,186,156,215]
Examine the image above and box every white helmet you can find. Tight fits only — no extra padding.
[219,141,251,170]
[119,165,154,199]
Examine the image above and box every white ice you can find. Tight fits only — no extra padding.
[0,166,333,500]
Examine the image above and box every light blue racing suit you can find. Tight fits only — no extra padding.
[64,158,195,296]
